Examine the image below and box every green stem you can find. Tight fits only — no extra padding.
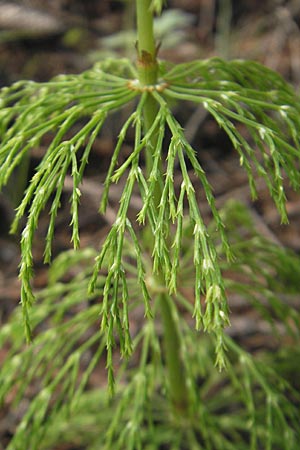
[136,0,190,416]
[136,0,158,86]
[136,0,160,189]
[136,0,156,60]
[158,292,190,414]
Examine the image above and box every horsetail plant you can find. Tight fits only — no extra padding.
[0,0,300,448]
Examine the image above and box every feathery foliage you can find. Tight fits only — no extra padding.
[0,1,300,448]
[0,202,299,449]
[1,57,299,364]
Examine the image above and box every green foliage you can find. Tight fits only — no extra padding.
[1,57,299,366]
[0,2,300,448]
[0,202,299,449]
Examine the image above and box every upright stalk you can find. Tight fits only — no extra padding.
[136,0,159,178]
[158,292,190,414]
[136,0,190,415]
[136,0,155,53]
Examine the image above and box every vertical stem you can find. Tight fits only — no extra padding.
[136,0,159,184]
[136,0,190,416]
[136,0,158,87]
[136,0,156,60]
[215,0,232,59]
[158,292,190,413]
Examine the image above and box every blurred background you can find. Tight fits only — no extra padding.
[1,0,300,85]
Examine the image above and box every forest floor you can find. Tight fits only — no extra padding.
[0,1,300,448]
